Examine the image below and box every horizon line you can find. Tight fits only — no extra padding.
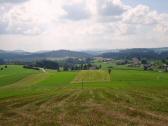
[0,46,168,53]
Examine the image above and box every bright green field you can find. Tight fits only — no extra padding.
[0,65,39,87]
[0,65,168,126]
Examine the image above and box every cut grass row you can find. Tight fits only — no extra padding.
[0,88,168,126]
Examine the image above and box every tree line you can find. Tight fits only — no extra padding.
[23,58,101,71]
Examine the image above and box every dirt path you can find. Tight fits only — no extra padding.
[40,68,46,73]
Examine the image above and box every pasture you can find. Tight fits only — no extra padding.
[0,65,168,126]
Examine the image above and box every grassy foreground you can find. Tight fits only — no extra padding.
[0,65,168,126]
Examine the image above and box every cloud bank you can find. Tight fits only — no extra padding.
[0,0,168,51]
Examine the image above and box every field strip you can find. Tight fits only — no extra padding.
[72,80,110,84]
[72,70,110,83]
[39,68,46,73]
[0,73,49,89]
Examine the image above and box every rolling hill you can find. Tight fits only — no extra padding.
[100,47,168,59]
[0,50,92,61]
[1,47,168,61]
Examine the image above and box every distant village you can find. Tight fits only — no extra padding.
[94,57,168,72]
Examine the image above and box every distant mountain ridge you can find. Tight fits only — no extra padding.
[1,47,168,61]
[100,47,168,59]
[81,49,120,55]
[0,50,92,61]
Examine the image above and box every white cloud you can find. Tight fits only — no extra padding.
[154,14,168,33]
[0,0,66,35]
[0,0,128,35]
[122,5,158,25]
[125,5,168,36]
[96,0,125,16]
[0,0,168,51]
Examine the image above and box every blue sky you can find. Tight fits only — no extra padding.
[123,0,168,13]
[0,0,168,51]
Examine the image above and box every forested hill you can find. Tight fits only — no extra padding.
[100,48,168,59]
[1,47,168,61]
[0,50,92,61]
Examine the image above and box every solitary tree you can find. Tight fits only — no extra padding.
[108,69,112,75]
[141,59,147,64]
[63,64,69,71]
[99,65,102,69]
[83,64,87,70]
[108,69,112,81]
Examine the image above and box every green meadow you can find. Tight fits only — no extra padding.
[0,65,168,126]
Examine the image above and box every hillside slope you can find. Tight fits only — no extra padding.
[0,50,92,61]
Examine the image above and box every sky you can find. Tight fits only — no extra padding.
[0,0,168,51]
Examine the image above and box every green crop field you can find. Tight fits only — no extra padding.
[0,65,168,126]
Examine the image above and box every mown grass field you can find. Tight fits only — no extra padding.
[72,70,110,83]
[0,65,168,126]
